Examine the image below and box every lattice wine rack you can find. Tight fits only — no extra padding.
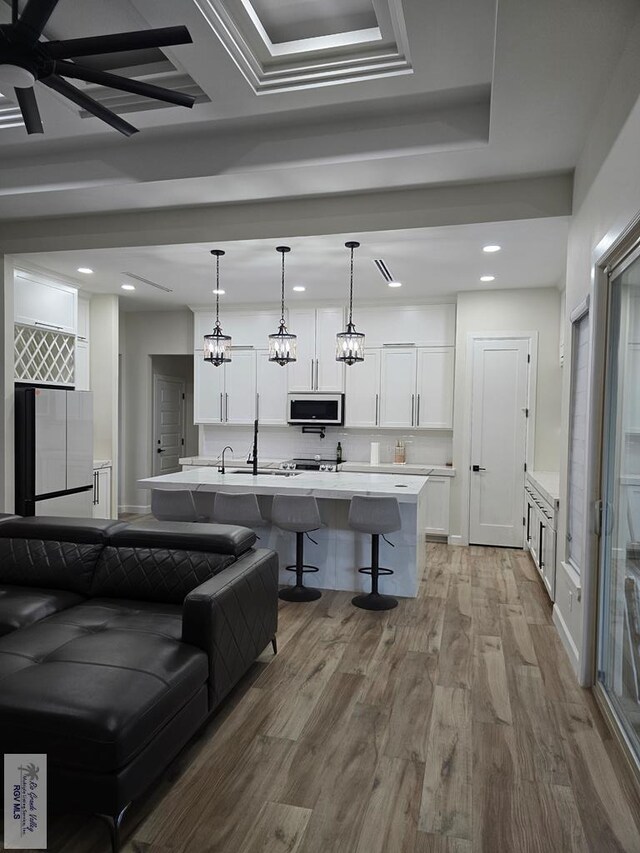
[14,324,75,386]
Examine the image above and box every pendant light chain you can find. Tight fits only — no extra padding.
[280,248,286,322]
[215,251,221,328]
[336,240,365,365]
[348,243,355,326]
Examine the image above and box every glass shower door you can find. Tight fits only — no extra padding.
[598,247,640,765]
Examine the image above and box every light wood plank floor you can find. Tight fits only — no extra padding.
[41,544,640,852]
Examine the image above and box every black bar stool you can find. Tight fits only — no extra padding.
[348,495,401,611]
[272,494,322,602]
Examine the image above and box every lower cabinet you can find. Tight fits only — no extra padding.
[75,340,90,390]
[524,481,557,600]
[92,466,112,518]
[425,476,451,537]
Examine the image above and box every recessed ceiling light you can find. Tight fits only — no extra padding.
[483,245,501,253]
[121,283,135,291]
[212,288,225,295]
[388,281,402,288]
[292,286,305,292]
[77,267,93,274]
[480,275,495,282]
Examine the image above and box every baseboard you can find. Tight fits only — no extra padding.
[552,604,580,676]
[119,504,151,516]
[447,534,464,547]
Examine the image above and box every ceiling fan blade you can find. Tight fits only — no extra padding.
[42,74,138,137]
[15,0,60,42]
[54,61,196,108]
[15,86,43,134]
[44,26,193,60]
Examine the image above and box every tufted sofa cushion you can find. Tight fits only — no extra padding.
[91,546,236,604]
[109,521,256,557]
[0,586,84,636]
[0,599,208,773]
[0,539,103,595]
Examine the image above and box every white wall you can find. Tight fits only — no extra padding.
[556,68,640,678]
[0,255,14,512]
[450,287,562,539]
[120,309,194,512]
[90,295,119,517]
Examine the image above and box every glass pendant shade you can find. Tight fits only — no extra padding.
[204,325,232,366]
[336,322,365,365]
[337,240,365,365]
[204,249,231,367]
[268,245,297,366]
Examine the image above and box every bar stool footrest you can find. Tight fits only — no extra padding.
[357,566,394,577]
[284,563,319,574]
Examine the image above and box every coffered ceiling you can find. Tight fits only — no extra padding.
[0,0,636,224]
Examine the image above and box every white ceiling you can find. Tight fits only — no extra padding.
[15,217,569,311]
[0,0,636,221]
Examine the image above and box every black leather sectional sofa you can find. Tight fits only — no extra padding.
[0,515,279,850]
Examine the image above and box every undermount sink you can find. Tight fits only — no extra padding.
[226,469,300,477]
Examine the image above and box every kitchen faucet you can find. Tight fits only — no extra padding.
[218,445,234,474]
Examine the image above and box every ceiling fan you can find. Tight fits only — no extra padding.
[0,0,196,136]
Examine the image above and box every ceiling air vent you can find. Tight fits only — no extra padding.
[373,258,394,282]
[121,272,173,293]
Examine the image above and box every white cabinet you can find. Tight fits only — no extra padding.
[353,304,455,348]
[194,348,288,426]
[379,348,416,427]
[288,307,344,391]
[224,350,257,424]
[257,350,288,425]
[77,297,90,341]
[416,347,455,429]
[14,272,77,334]
[424,476,450,537]
[193,309,282,348]
[524,479,557,601]
[194,353,225,423]
[345,348,381,427]
[92,466,112,519]
[75,340,90,391]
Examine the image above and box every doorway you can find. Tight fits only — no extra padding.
[597,244,640,769]
[468,336,533,547]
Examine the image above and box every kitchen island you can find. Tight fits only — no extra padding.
[138,469,429,597]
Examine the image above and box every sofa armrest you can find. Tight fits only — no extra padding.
[181,548,279,708]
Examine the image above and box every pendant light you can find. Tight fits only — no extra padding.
[268,245,297,366]
[336,240,365,364]
[203,249,231,366]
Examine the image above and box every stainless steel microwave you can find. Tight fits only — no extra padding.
[287,393,344,425]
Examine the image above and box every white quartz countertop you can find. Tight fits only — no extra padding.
[340,462,455,477]
[179,457,283,468]
[139,469,429,502]
[527,471,560,505]
[93,459,112,470]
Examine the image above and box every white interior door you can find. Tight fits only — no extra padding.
[469,338,530,547]
[153,375,185,476]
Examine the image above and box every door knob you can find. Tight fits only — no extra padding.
[157,448,164,454]
[472,464,486,472]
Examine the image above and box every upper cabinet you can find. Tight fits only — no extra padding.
[77,296,90,342]
[353,304,455,348]
[345,348,381,428]
[193,309,282,349]
[379,348,417,428]
[415,347,455,429]
[288,307,345,392]
[14,272,77,335]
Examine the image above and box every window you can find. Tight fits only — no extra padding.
[567,301,590,574]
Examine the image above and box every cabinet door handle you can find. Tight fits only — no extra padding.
[375,393,379,426]
[35,321,64,331]
[526,503,531,541]
[539,522,545,568]
[225,393,229,422]
[310,359,314,389]
[417,393,421,426]
[315,359,319,390]
[256,392,260,420]
[411,394,415,426]
[220,393,223,421]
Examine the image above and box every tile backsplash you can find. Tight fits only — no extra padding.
[200,425,453,465]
